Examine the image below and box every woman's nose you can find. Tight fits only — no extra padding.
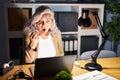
[41,21,44,25]
[41,22,46,29]
[42,21,47,26]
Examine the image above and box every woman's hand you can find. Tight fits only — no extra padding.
[30,32,39,49]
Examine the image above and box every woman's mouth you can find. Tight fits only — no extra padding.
[42,29,46,31]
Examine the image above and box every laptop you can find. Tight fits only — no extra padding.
[29,55,76,80]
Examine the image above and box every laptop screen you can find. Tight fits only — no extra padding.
[33,55,76,78]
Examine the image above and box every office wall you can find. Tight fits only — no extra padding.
[0,1,8,67]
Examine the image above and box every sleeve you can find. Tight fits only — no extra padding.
[57,30,64,56]
[23,28,38,63]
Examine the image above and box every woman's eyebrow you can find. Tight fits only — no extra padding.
[36,20,42,24]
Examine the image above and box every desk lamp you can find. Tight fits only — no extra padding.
[78,8,108,71]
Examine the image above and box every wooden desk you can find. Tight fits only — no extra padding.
[0,57,120,80]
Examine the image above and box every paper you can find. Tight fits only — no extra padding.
[73,70,117,80]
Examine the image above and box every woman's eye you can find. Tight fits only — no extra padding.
[36,21,42,25]
[46,21,50,23]
[46,20,52,23]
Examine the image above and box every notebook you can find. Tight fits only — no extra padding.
[29,55,76,80]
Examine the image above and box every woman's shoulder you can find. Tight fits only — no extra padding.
[57,29,62,34]
[55,29,62,36]
[51,29,62,38]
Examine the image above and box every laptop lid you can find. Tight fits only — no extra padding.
[33,55,76,78]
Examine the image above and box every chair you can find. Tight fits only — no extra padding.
[80,50,116,60]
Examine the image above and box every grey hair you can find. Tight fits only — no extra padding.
[23,6,59,36]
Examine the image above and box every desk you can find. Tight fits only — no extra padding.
[0,57,120,80]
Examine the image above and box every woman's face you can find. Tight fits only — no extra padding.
[35,13,53,36]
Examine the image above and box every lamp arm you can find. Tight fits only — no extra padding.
[91,38,107,64]
[93,11,107,38]
[91,11,108,64]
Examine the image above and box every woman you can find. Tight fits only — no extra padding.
[23,6,64,63]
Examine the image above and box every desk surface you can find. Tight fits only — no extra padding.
[0,57,120,80]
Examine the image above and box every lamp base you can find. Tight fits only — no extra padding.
[85,63,102,71]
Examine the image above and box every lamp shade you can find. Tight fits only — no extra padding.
[78,8,91,27]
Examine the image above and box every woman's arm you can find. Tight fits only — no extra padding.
[56,30,64,56]
[24,30,38,63]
